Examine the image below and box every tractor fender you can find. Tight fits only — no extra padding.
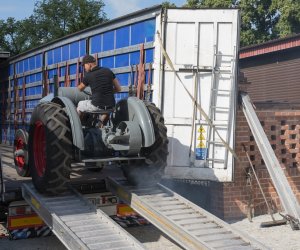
[115,97,155,147]
[51,96,84,150]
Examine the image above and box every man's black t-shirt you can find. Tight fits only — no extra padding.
[83,66,116,108]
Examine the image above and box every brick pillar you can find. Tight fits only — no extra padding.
[211,107,300,221]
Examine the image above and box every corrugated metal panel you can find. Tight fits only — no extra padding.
[240,48,300,103]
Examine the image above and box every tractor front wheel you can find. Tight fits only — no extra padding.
[28,102,72,194]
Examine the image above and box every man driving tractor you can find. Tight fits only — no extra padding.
[77,54,122,124]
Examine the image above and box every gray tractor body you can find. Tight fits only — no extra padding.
[40,87,155,158]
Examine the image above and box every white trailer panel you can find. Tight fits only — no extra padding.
[153,8,240,181]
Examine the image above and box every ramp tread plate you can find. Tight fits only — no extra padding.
[88,240,135,250]
[106,178,267,250]
[208,239,249,248]
[22,183,145,250]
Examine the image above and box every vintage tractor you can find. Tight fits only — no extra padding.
[13,87,168,194]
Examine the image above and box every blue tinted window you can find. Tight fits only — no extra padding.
[131,22,144,45]
[29,74,35,83]
[145,48,154,63]
[131,19,155,45]
[103,30,114,51]
[70,41,79,59]
[115,73,129,86]
[24,59,29,72]
[47,50,53,65]
[48,69,57,79]
[19,61,24,73]
[36,73,42,82]
[53,47,62,63]
[130,52,140,65]
[62,45,69,61]
[9,64,14,76]
[18,78,23,86]
[115,54,129,68]
[36,54,42,68]
[60,66,66,76]
[101,56,114,68]
[116,26,129,49]
[15,63,19,74]
[69,64,77,75]
[80,40,86,56]
[25,75,30,84]
[36,86,42,95]
[49,84,54,93]
[144,19,155,42]
[90,35,101,54]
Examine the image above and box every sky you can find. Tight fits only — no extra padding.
[0,0,186,21]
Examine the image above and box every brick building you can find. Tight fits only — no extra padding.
[210,34,300,220]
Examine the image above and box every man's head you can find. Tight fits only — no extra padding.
[82,55,97,72]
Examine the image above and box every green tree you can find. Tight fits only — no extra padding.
[239,0,278,46]
[32,0,107,42]
[0,0,107,55]
[162,1,177,8]
[0,18,32,55]
[271,0,300,37]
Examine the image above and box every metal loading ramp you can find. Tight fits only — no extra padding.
[106,178,269,250]
[22,183,145,250]
[241,92,300,227]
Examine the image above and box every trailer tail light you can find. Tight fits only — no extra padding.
[9,206,33,216]
[7,201,45,231]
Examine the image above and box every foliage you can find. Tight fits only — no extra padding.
[162,1,177,8]
[0,0,107,55]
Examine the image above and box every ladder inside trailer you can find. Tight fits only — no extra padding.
[106,178,268,250]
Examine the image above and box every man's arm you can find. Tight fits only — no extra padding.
[77,82,86,92]
[113,78,122,93]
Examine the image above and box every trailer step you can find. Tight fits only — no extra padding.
[22,183,145,250]
[106,178,269,250]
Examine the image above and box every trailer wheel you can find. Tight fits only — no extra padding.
[28,102,72,194]
[13,129,30,177]
[122,103,168,186]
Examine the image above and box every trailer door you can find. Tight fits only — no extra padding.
[155,9,240,181]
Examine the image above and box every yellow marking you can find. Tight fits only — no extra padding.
[197,134,205,140]
[117,205,135,216]
[197,142,206,148]
[198,126,205,133]
[31,197,40,210]
[9,216,44,228]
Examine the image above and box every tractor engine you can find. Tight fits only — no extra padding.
[83,121,142,157]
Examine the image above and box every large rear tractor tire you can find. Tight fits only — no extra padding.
[13,129,30,177]
[121,103,168,186]
[28,102,72,195]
